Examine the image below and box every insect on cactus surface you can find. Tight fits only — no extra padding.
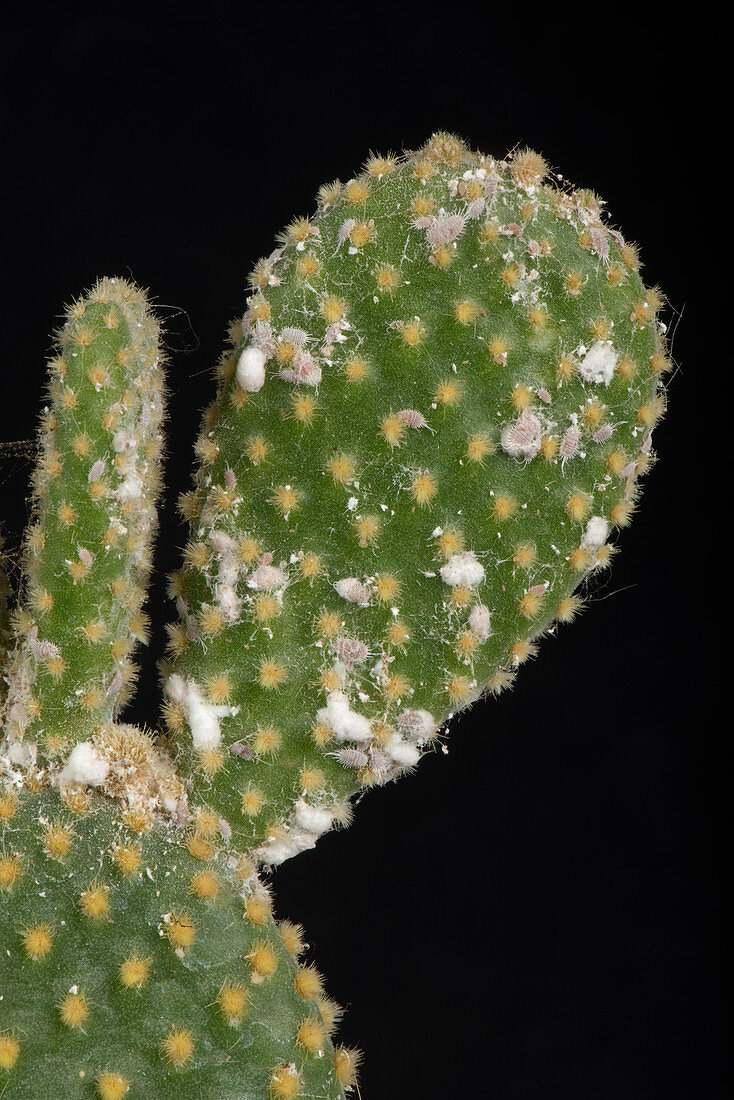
[0,133,670,1098]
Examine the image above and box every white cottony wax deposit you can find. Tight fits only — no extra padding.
[317,691,372,742]
[440,552,485,587]
[58,742,110,787]
[166,675,238,750]
[578,341,617,385]
[236,346,267,392]
[581,515,610,549]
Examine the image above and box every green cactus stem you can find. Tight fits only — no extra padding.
[0,787,351,1098]
[164,134,668,863]
[3,277,166,758]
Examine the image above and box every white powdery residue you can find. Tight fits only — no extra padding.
[346,496,359,512]
[165,675,238,751]
[386,738,421,767]
[112,430,136,453]
[209,530,242,620]
[7,739,37,768]
[581,516,610,549]
[257,829,319,866]
[116,471,143,501]
[316,691,372,742]
[215,584,241,622]
[396,709,436,742]
[294,799,332,835]
[440,552,485,588]
[578,341,617,385]
[247,562,287,590]
[236,346,267,392]
[334,577,371,605]
[468,604,491,641]
[58,742,110,787]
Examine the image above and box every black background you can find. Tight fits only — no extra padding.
[0,10,724,1099]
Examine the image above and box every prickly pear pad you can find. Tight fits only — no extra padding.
[166,135,667,863]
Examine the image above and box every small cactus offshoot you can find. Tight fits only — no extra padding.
[1,134,669,1098]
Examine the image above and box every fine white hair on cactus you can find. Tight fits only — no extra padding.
[581,516,610,549]
[58,741,110,787]
[440,552,485,588]
[578,340,617,385]
[236,346,267,392]
[316,691,372,742]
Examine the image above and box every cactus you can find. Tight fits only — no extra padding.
[165,134,666,862]
[1,134,668,1097]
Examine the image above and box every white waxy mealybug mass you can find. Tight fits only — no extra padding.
[236,346,267,392]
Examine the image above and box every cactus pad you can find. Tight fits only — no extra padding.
[165,135,668,862]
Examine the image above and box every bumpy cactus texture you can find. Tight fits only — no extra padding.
[0,790,346,1099]
[4,279,166,749]
[1,134,668,1097]
[165,134,666,863]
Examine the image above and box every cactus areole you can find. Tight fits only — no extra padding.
[1,134,669,1098]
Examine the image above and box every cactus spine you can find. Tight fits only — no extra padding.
[1,134,669,1097]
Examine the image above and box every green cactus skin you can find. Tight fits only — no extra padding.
[164,135,668,864]
[0,789,349,1099]
[3,277,166,756]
